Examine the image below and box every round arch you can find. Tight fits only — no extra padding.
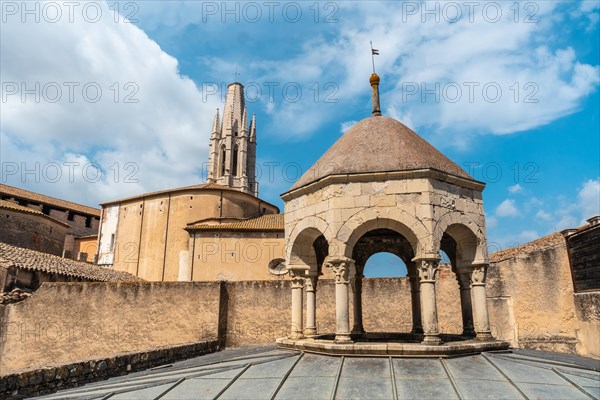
[340,214,422,261]
[433,211,488,264]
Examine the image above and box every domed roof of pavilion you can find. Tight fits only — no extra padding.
[290,116,472,191]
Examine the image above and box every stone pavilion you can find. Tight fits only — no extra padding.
[279,73,509,354]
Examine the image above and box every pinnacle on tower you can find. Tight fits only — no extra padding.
[206,83,258,197]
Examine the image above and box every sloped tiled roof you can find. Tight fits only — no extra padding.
[489,232,566,263]
[187,214,284,232]
[289,116,474,192]
[0,199,70,227]
[0,184,100,217]
[0,242,143,282]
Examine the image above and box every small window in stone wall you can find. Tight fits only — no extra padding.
[268,258,288,276]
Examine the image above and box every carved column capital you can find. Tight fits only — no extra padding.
[416,259,440,282]
[324,256,355,284]
[470,264,488,286]
[289,269,306,289]
[456,270,472,289]
[304,275,317,292]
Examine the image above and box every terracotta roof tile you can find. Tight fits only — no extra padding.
[0,199,70,227]
[489,232,566,263]
[187,214,284,232]
[0,242,143,282]
[289,116,473,191]
[0,184,100,217]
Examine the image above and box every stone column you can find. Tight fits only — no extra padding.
[417,259,442,344]
[304,274,318,337]
[456,271,475,337]
[408,266,423,334]
[352,272,365,336]
[325,257,355,343]
[470,264,493,340]
[289,270,305,340]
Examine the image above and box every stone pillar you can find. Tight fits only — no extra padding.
[470,264,493,340]
[352,272,365,336]
[408,266,423,334]
[289,270,305,340]
[417,259,441,344]
[456,271,475,337]
[304,274,318,337]
[325,257,355,343]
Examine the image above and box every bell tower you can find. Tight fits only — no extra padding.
[207,82,258,196]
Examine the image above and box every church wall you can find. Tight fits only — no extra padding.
[107,189,280,281]
[137,197,169,281]
[113,201,143,276]
[0,282,221,375]
[97,205,119,265]
[190,232,285,281]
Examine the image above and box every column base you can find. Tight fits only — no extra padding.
[462,329,476,337]
[475,332,494,341]
[289,332,304,340]
[334,333,353,343]
[304,327,317,337]
[422,334,442,345]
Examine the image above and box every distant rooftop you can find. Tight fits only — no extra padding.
[0,242,143,283]
[187,214,284,232]
[0,183,100,217]
[0,199,69,227]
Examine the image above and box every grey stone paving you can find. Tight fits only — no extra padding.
[35,347,600,400]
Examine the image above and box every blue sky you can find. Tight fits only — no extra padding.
[1,1,599,276]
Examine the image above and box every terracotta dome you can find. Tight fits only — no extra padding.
[290,116,472,191]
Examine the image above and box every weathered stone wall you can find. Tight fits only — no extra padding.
[487,241,599,358]
[0,282,221,375]
[0,208,68,256]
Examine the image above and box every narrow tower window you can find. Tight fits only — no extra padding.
[220,145,226,177]
[232,145,239,177]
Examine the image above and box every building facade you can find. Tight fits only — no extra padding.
[97,83,286,282]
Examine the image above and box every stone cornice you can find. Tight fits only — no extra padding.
[281,168,485,201]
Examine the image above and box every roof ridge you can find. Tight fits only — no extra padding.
[0,183,100,216]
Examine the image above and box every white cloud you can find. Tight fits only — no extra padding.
[496,199,519,217]
[508,184,523,194]
[578,178,600,222]
[518,230,539,242]
[191,1,600,141]
[1,1,220,206]
[536,210,553,222]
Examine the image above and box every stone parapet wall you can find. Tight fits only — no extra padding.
[487,241,599,358]
[0,282,221,375]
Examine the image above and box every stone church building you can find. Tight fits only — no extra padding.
[96,83,286,281]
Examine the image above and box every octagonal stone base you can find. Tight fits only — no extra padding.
[276,333,510,357]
